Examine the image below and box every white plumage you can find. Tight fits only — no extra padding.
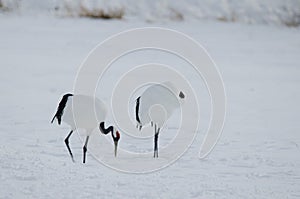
[51,94,120,163]
[62,94,107,132]
[135,82,185,157]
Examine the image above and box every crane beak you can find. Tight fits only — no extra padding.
[114,140,118,157]
[113,130,120,157]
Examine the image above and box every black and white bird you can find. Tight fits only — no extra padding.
[51,94,120,163]
[135,82,185,158]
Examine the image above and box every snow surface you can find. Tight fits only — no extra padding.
[0,11,300,199]
[1,0,300,26]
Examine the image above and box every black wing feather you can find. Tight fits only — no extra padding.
[51,93,73,125]
[135,96,141,124]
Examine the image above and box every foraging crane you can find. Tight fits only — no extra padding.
[135,82,185,157]
[51,94,120,163]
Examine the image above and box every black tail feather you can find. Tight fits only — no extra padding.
[51,115,56,123]
[135,96,141,124]
[51,93,73,125]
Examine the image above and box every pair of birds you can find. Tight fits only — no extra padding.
[51,82,185,163]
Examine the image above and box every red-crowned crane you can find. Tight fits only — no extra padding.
[135,82,185,158]
[51,94,120,163]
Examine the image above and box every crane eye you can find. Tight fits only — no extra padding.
[179,91,185,99]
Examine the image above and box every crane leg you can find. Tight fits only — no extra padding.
[64,130,74,162]
[83,136,90,163]
[154,125,160,158]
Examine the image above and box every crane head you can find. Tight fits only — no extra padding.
[113,130,120,157]
[99,122,121,157]
[179,91,185,99]
[178,91,186,106]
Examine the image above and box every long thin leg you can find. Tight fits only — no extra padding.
[156,128,160,158]
[153,124,160,158]
[64,130,74,162]
[83,136,90,163]
[153,124,156,157]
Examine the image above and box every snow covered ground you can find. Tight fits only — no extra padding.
[1,0,300,26]
[0,12,300,199]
